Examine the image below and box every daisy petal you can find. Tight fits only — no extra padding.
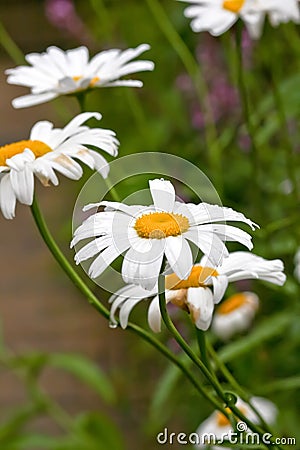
[165,236,193,280]
[186,287,214,331]
[149,178,175,212]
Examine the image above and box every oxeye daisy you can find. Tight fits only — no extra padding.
[108,251,285,331]
[179,0,300,39]
[72,178,258,290]
[178,0,265,38]
[212,291,259,340]
[195,397,277,449]
[0,112,119,219]
[5,44,154,108]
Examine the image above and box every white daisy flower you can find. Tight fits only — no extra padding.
[263,0,300,27]
[212,291,259,340]
[0,112,119,219]
[179,0,265,38]
[108,251,285,332]
[5,44,154,108]
[179,0,300,39]
[294,247,300,282]
[72,178,258,291]
[195,396,277,449]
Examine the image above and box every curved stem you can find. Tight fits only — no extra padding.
[207,340,274,435]
[30,196,220,408]
[31,196,110,319]
[0,20,25,64]
[158,275,280,449]
[195,327,212,374]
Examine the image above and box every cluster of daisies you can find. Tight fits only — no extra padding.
[73,178,285,340]
[0,2,295,439]
[0,0,291,339]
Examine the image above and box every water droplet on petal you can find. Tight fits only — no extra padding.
[109,320,118,329]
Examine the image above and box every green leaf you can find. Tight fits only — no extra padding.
[48,353,115,404]
[257,376,300,395]
[74,412,125,450]
[148,362,182,431]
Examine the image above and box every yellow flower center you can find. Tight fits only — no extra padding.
[0,140,52,166]
[72,75,100,87]
[216,406,247,427]
[165,265,219,290]
[217,293,248,315]
[223,0,245,13]
[134,212,189,239]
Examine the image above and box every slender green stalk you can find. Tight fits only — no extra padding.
[235,25,262,221]
[158,274,227,400]
[195,327,211,373]
[75,95,122,203]
[145,0,223,192]
[30,196,220,407]
[0,20,25,64]
[158,275,281,449]
[207,340,274,435]
[104,176,121,202]
[76,92,87,112]
[270,71,300,202]
[31,196,110,319]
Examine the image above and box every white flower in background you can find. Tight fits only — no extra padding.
[294,248,300,282]
[179,0,300,39]
[178,0,266,38]
[264,0,300,27]
[194,396,277,449]
[5,44,154,108]
[72,178,257,290]
[0,112,119,219]
[108,252,285,331]
[212,291,259,340]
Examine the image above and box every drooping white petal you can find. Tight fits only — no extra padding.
[74,235,113,264]
[0,174,17,219]
[89,240,129,279]
[12,92,58,108]
[211,275,228,304]
[165,236,193,280]
[184,228,228,266]
[9,165,34,205]
[122,239,165,290]
[147,296,161,333]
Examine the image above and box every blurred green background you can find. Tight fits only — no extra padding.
[0,0,300,449]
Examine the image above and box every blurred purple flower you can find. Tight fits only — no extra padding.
[177,34,241,129]
[45,0,92,44]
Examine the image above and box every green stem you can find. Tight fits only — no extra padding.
[30,196,219,407]
[145,0,222,193]
[270,71,300,202]
[195,327,212,373]
[0,20,25,64]
[158,274,227,399]
[30,196,110,319]
[76,92,87,112]
[235,24,261,221]
[104,176,121,202]
[207,340,274,435]
[75,94,121,203]
[158,275,279,449]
